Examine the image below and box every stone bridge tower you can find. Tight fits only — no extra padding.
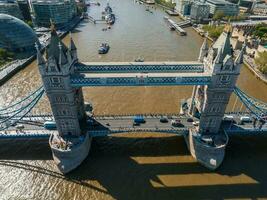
[194,28,245,134]
[37,29,85,137]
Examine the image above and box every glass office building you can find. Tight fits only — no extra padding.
[0,14,38,52]
[0,1,23,19]
[206,0,239,16]
[32,0,77,28]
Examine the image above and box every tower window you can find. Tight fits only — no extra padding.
[224,64,231,71]
[220,75,230,83]
[50,66,57,72]
[51,77,60,83]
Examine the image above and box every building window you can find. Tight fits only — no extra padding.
[220,75,230,84]
[223,64,231,71]
[50,65,57,72]
[51,77,60,83]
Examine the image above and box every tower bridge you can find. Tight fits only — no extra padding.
[0,24,266,174]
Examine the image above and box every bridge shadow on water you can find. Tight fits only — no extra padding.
[0,134,267,199]
[70,134,267,199]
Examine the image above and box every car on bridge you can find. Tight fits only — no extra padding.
[160,116,168,123]
[171,119,184,127]
[239,116,252,124]
[133,116,146,124]
[44,121,57,130]
[223,115,235,122]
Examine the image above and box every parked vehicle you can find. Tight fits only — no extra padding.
[44,121,57,130]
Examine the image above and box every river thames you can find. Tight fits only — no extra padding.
[0,0,267,199]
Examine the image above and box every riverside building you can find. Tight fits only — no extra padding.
[206,0,239,16]
[32,0,77,28]
[0,14,38,52]
[0,1,23,19]
[190,1,210,23]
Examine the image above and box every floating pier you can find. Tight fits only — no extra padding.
[164,17,187,36]
[165,10,179,16]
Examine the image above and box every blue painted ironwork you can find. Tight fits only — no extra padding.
[75,62,204,73]
[234,87,267,120]
[70,75,211,87]
[0,87,45,130]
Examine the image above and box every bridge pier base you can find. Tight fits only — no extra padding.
[184,129,228,170]
[49,132,92,174]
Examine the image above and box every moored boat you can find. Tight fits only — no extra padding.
[98,43,110,54]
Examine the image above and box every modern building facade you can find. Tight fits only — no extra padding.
[206,0,239,16]
[32,0,77,27]
[253,3,267,15]
[0,1,23,19]
[174,0,192,15]
[0,14,38,52]
[17,0,31,21]
[190,2,210,22]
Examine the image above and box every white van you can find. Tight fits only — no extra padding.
[223,115,234,122]
[240,116,252,123]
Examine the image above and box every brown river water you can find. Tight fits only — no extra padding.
[0,0,267,199]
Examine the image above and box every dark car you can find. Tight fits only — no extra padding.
[187,118,194,122]
[160,116,168,123]
[133,121,140,126]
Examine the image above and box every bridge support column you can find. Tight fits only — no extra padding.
[185,28,245,170]
[188,85,197,116]
[37,28,91,174]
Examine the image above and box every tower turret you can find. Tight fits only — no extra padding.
[37,26,85,137]
[69,32,78,62]
[197,25,242,135]
[198,38,209,62]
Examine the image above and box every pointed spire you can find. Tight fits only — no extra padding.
[215,47,223,64]
[35,43,46,65]
[235,42,246,64]
[67,49,72,63]
[58,42,68,66]
[201,37,209,51]
[47,23,68,65]
[198,37,209,62]
[69,32,77,51]
[221,31,232,58]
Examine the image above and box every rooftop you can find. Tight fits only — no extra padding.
[206,0,236,5]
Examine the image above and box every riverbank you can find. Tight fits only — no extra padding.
[0,16,83,86]
[192,26,267,84]
[243,54,267,84]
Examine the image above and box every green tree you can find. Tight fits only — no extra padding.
[255,51,267,74]
[0,48,13,60]
[26,20,33,28]
[213,11,225,21]
[0,48,13,68]
[203,25,224,39]
[252,23,267,40]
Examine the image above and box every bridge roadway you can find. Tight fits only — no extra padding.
[0,116,193,139]
[0,114,266,139]
[75,62,204,73]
